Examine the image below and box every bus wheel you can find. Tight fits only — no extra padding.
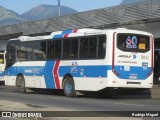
[63,77,76,97]
[20,76,26,93]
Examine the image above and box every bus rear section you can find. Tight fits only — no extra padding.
[108,31,154,89]
[0,52,6,82]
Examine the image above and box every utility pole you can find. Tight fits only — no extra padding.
[57,0,61,16]
[25,9,27,22]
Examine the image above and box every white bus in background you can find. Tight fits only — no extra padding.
[0,51,6,83]
[4,28,154,97]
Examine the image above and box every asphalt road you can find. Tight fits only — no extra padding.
[0,85,160,112]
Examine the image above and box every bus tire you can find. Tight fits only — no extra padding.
[20,76,26,93]
[63,77,76,97]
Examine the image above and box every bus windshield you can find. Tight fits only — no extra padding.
[0,54,4,64]
[117,33,150,52]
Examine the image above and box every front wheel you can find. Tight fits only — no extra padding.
[63,77,76,97]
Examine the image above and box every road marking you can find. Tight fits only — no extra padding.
[115,102,145,107]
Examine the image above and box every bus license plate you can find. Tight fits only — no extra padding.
[129,75,137,79]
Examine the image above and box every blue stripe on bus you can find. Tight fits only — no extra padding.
[58,65,111,77]
[5,65,111,77]
[44,61,56,89]
[114,66,152,80]
[53,30,73,39]
[5,61,153,89]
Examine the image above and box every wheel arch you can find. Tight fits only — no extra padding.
[16,73,24,87]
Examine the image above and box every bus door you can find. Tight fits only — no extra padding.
[5,45,17,84]
[113,33,152,80]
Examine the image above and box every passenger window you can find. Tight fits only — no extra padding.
[98,36,106,59]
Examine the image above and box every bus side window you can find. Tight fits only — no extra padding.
[47,40,55,60]
[70,39,78,59]
[63,39,70,59]
[17,42,27,61]
[32,41,46,61]
[54,40,61,59]
[98,36,106,59]
[88,37,97,58]
[80,38,88,59]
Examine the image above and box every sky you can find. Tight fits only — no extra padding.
[0,0,122,14]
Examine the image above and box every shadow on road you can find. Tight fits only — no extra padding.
[0,85,152,99]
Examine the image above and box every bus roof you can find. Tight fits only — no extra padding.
[10,28,152,42]
[17,28,105,42]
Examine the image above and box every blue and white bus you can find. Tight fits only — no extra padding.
[4,28,154,97]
